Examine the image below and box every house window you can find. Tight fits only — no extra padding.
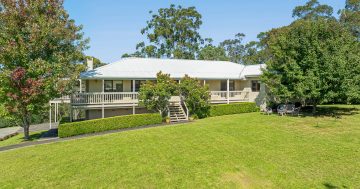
[104,80,113,92]
[251,80,261,92]
[220,80,235,91]
[104,80,123,92]
[113,81,123,92]
[131,80,146,92]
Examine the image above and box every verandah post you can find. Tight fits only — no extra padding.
[49,103,52,129]
[227,79,230,104]
[102,79,104,118]
[132,79,136,92]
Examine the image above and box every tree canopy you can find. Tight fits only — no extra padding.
[139,72,178,118]
[179,75,210,118]
[339,0,360,39]
[0,0,88,139]
[261,18,360,112]
[292,0,334,20]
[198,44,228,61]
[127,4,203,59]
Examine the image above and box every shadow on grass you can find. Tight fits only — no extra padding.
[264,105,359,120]
[323,182,349,189]
[19,131,47,142]
[302,106,359,118]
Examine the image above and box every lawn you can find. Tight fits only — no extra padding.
[0,105,359,188]
[0,131,47,147]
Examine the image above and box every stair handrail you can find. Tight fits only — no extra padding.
[166,106,170,118]
[180,96,189,120]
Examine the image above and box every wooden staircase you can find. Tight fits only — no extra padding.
[168,101,188,123]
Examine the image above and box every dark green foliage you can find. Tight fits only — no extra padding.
[340,0,360,39]
[220,33,246,63]
[58,113,162,138]
[219,33,268,65]
[0,0,88,139]
[209,103,259,117]
[261,19,360,110]
[198,45,229,61]
[129,4,203,59]
[179,75,210,118]
[292,0,334,20]
[138,72,178,118]
[0,104,18,128]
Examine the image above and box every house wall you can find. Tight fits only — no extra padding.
[236,80,251,91]
[206,80,252,91]
[86,107,152,120]
[86,79,258,92]
[85,80,134,92]
[206,80,221,91]
[123,80,132,92]
[87,80,102,92]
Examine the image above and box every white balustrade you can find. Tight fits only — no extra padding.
[71,92,138,105]
[71,91,251,105]
[210,91,250,102]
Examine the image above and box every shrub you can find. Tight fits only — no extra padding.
[139,72,178,118]
[179,75,210,118]
[0,104,18,128]
[58,113,162,138]
[209,102,259,117]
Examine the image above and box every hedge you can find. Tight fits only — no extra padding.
[209,102,259,117]
[58,113,162,138]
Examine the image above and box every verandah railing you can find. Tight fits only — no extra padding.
[71,91,250,105]
[71,92,138,105]
[210,91,250,101]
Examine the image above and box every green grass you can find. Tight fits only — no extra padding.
[0,131,46,147]
[0,105,359,188]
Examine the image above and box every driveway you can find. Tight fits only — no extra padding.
[0,122,59,140]
[0,126,21,140]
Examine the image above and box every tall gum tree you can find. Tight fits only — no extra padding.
[126,4,203,59]
[0,0,88,139]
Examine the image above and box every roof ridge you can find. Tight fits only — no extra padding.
[118,57,236,64]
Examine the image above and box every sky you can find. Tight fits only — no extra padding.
[64,0,345,63]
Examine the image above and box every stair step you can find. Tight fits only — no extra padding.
[168,102,188,123]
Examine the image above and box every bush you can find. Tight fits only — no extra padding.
[139,72,178,118]
[58,113,162,138]
[179,75,210,119]
[0,104,18,128]
[209,102,259,117]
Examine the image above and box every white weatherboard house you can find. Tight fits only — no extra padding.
[51,58,266,123]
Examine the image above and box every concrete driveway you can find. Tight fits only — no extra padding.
[0,122,59,140]
[0,126,21,140]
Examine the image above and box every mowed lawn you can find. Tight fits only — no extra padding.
[0,106,359,188]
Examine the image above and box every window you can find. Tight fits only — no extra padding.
[229,80,235,91]
[104,80,113,92]
[131,80,146,92]
[113,81,123,92]
[251,80,261,92]
[104,80,123,92]
[220,80,235,91]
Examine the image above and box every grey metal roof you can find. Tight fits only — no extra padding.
[80,58,264,80]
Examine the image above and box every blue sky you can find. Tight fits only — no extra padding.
[64,0,345,63]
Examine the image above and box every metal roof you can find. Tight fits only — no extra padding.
[80,58,264,80]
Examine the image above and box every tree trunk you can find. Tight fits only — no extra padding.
[23,124,30,140]
[22,115,31,140]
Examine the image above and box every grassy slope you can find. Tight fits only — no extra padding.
[0,131,46,147]
[0,106,359,188]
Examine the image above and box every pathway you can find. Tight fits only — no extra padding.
[0,126,21,140]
